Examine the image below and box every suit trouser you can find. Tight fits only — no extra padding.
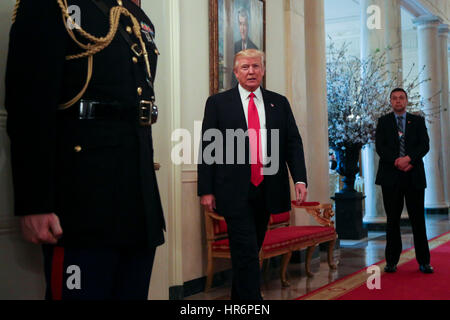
[42,245,156,300]
[224,181,271,300]
[381,172,430,266]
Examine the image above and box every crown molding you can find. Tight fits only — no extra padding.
[401,0,430,17]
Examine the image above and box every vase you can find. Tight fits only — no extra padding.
[333,144,362,192]
[331,143,367,240]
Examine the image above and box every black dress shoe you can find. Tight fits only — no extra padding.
[384,264,397,273]
[419,264,434,274]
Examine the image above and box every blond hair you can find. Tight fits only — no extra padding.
[233,49,265,71]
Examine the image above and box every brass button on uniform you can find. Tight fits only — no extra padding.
[117,0,123,6]
[74,145,82,153]
[126,26,132,34]
[132,57,138,64]
[137,87,143,96]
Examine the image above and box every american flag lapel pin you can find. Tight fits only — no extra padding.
[270,103,275,108]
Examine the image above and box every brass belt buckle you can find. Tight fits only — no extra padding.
[79,99,99,120]
[139,100,158,126]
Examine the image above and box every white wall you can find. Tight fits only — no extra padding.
[141,0,172,300]
[178,0,211,287]
[266,0,288,96]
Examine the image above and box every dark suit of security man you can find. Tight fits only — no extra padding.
[5,0,165,300]
[375,88,433,274]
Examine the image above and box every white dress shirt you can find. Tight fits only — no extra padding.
[238,84,267,165]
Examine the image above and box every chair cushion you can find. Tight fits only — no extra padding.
[270,211,290,225]
[211,238,231,252]
[262,226,335,252]
[211,226,336,253]
[213,219,228,236]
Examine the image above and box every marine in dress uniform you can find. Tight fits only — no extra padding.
[5,0,165,299]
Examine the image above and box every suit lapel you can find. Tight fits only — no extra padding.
[405,112,413,138]
[389,112,400,149]
[261,87,274,157]
[404,112,417,148]
[260,87,273,130]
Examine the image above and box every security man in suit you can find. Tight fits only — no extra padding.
[375,88,433,274]
[5,0,165,299]
[198,49,308,300]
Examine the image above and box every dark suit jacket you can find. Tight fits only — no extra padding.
[198,86,307,217]
[375,112,429,189]
[5,0,165,248]
[234,38,258,54]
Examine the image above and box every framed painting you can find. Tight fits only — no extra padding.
[209,0,266,95]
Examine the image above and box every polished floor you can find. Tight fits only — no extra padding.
[186,213,450,300]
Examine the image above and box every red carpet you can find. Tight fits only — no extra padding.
[297,231,450,300]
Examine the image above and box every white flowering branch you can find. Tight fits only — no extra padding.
[326,40,434,150]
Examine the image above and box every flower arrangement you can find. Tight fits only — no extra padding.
[326,41,431,150]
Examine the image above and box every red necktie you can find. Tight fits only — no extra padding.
[248,92,264,186]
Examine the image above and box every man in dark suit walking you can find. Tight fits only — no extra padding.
[198,49,308,300]
[375,88,433,274]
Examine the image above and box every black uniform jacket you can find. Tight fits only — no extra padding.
[5,0,165,248]
[197,86,308,217]
[375,112,429,189]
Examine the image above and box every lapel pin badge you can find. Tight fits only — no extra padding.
[270,103,275,108]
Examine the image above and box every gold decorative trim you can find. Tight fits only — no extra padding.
[299,232,450,300]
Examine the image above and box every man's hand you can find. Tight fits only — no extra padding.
[20,213,63,244]
[402,164,414,172]
[295,183,308,204]
[200,194,216,213]
[395,156,411,171]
